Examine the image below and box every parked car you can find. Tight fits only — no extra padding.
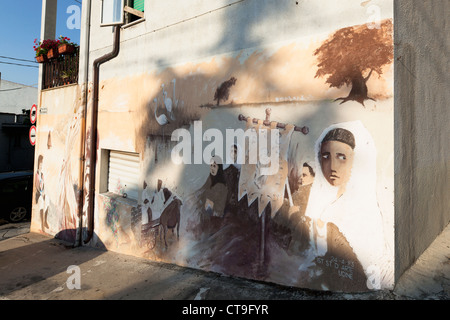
[0,171,33,223]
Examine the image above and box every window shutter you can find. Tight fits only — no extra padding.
[108,150,140,200]
[133,0,145,12]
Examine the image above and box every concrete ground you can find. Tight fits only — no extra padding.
[0,220,448,301]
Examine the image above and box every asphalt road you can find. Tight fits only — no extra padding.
[0,219,31,241]
[0,220,448,303]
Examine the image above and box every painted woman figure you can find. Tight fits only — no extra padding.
[185,154,262,279]
[57,102,83,242]
[186,156,228,239]
[35,155,49,231]
[223,144,242,218]
[201,156,228,219]
[304,121,389,291]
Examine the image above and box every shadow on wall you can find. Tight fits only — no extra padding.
[92,1,395,293]
[132,0,297,151]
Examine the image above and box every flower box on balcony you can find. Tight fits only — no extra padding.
[47,48,59,59]
[36,54,48,63]
[58,43,75,55]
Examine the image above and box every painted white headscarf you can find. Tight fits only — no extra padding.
[305,120,387,282]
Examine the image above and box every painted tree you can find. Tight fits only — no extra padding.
[314,20,393,106]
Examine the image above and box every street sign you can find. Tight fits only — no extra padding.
[30,104,37,124]
[29,125,37,146]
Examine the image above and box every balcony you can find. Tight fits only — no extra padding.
[42,47,79,90]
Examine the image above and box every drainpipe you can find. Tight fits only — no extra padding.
[84,25,121,244]
[75,0,92,247]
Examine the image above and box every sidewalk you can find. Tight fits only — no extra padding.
[0,220,31,241]
[0,221,448,300]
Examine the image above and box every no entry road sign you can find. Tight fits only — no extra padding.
[29,125,37,146]
[30,104,37,124]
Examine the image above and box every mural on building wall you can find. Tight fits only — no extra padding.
[33,17,394,292]
[32,88,85,243]
[93,19,394,292]
[314,20,393,106]
[214,77,237,106]
[140,179,182,250]
[57,103,83,241]
[302,121,390,291]
[35,154,49,232]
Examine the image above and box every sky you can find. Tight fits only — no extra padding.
[0,0,81,87]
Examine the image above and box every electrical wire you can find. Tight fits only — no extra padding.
[0,61,39,68]
[0,55,38,64]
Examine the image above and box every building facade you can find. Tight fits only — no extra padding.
[0,78,37,172]
[31,0,449,293]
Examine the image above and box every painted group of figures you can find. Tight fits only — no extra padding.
[35,118,390,291]
[177,120,390,292]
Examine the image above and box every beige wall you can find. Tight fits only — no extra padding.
[394,0,450,281]
[85,0,394,82]
[31,84,84,243]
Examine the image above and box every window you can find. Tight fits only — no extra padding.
[124,0,145,24]
[101,0,125,26]
[100,0,145,27]
[107,150,140,200]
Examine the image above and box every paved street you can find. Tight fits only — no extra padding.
[0,220,448,302]
[0,220,31,241]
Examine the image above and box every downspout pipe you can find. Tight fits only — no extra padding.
[75,0,91,248]
[84,25,121,244]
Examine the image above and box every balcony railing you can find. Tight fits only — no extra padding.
[42,47,79,90]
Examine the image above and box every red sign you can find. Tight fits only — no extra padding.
[29,125,37,146]
[30,104,37,124]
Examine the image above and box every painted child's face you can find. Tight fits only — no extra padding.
[230,146,238,163]
[300,166,314,186]
[210,161,219,176]
[320,140,354,188]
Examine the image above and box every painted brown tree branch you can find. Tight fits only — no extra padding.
[314,20,393,106]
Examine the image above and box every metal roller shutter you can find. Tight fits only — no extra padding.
[108,150,140,200]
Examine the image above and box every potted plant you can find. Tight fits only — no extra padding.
[33,38,48,63]
[47,45,59,59]
[35,53,48,64]
[57,36,78,55]
[61,69,75,85]
[33,38,59,62]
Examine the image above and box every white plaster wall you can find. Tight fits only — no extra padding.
[83,0,393,83]
[0,80,37,114]
[394,0,450,280]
